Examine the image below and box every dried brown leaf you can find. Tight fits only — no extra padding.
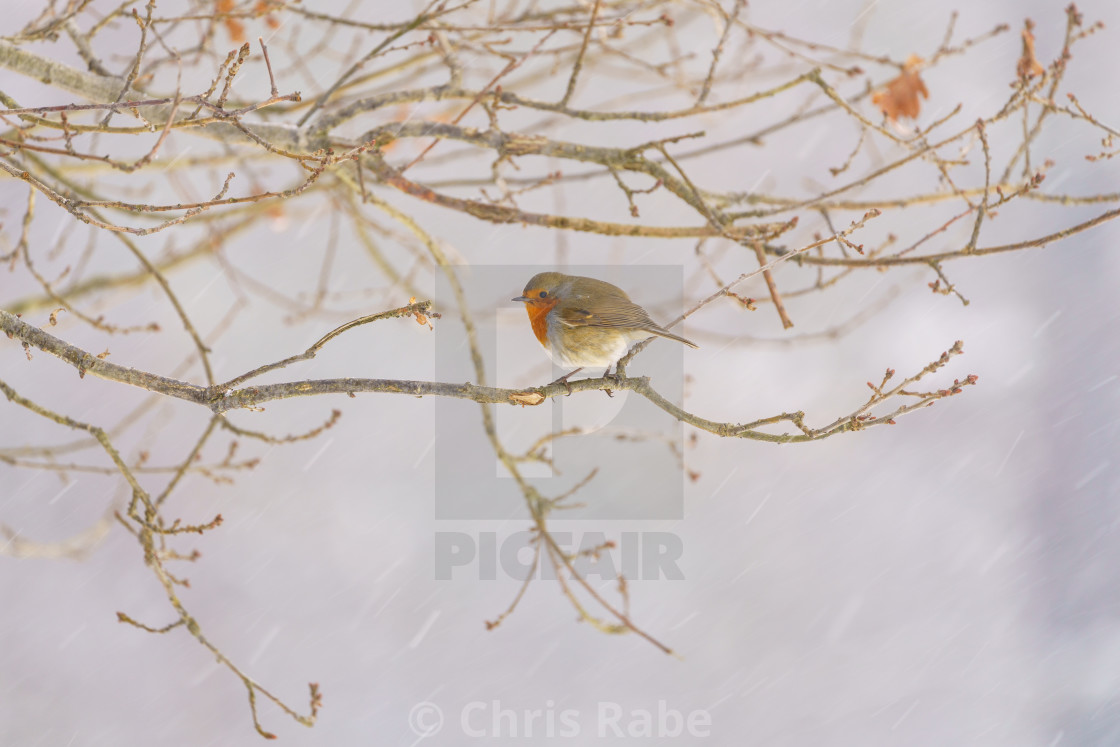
[254,0,281,29]
[217,0,245,43]
[1018,21,1045,79]
[509,391,545,406]
[872,55,929,122]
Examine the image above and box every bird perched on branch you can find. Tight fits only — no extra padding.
[512,272,697,381]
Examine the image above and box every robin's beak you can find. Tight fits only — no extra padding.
[511,295,530,303]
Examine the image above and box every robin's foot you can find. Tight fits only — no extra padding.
[602,364,618,397]
[549,367,583,396]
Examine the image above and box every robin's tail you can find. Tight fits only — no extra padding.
[648,326,698,349]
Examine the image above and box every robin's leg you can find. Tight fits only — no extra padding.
[549,367,582,396]
[602,363,620,397]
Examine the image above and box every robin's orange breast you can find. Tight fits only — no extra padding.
[524,298,558,346]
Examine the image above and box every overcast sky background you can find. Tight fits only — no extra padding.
[2,1,1119,745]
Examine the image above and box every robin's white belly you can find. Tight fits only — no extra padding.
[543,328,644,368]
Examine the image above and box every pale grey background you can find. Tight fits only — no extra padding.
[2,1,1119,745]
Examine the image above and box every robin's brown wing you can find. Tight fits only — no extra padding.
[554,294,656,330]
[554,292,698,348]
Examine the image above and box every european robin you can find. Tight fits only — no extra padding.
[512,272,697,376]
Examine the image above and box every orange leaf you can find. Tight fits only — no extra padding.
[871,54,929,122]
[216,0,245,43]
[1017,21,1045,79]
[254,0,281,29]
[509,391,545,406]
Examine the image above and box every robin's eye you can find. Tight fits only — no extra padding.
[538,290,548,298]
